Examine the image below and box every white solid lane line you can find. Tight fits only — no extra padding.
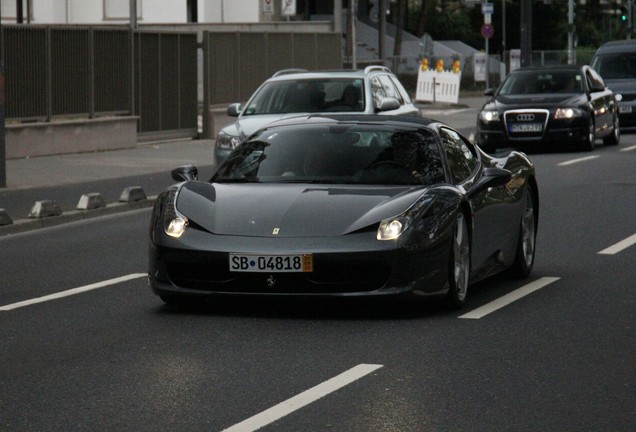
[221,364,384,432]
[0,273,147,311]
[459,277,561,320]
[620,144,636,152]
[598,233,636,255]
[557,155,600,166]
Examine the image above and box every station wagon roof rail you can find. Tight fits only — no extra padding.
[272,68,309,77]
[364,65,392,74]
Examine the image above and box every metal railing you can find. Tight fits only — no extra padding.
[2,25,198,140]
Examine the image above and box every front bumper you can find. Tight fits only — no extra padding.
[477,119,589,150]
[149,230,449,299]
[618,100,636,131]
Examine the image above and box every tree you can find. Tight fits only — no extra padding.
[393,0,407,57]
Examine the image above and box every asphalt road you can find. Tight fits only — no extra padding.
[1,116,635,430]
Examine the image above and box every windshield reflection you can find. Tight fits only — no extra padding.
[212,124,446,187]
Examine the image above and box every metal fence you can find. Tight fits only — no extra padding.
[134,30,198,140]
[2,25,198,140]
[4,25,131,121]
[202,31,342,105]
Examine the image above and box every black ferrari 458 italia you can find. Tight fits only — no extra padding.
[149,115,539,309]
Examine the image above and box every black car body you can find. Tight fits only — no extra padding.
[591,39,636,131]
[477,65,620,152]
[150,115,539,309]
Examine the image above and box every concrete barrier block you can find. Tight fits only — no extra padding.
[119,186,147,203]
[0,209,13,226]
[77,192,106,210]
[28,200,63,218]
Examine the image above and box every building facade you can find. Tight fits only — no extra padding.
[0,0,296,24]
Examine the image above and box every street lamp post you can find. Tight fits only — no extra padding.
[0,18,5,188]
[520,0,532,66]
[567,0,575,64]
[0,22,7,188]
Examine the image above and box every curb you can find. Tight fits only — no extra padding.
[0,197,156,237]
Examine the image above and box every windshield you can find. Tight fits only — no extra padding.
[498,70,583,95]
[591,53,636,80]
[212,123,445,186]
[242,79,365,115]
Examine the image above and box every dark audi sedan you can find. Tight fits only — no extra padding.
[476,65,620,152]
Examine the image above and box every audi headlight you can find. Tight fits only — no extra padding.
[479,110,500,122]
[215,130,242,151]
[160,188,189,238]
[554,108,583,119]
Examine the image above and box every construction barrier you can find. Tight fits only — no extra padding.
[415,68,461,104]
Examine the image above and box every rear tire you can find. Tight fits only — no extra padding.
[510,187,537,278]
[445,213,470,309]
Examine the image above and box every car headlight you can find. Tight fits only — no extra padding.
[377,195,434,241]
[479,110,500,122]
[554,108,583,119]
[160,188,189,238]
[216,130,242,151]
[377,216,411,240]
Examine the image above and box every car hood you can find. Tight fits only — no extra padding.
[228,114,310,141]
[486,94,583,111]
[175,181,425,237]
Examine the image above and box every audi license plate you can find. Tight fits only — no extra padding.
[510,123,543,133]
[229,253,313,272]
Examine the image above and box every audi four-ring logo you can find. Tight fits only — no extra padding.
[516,114,535,121]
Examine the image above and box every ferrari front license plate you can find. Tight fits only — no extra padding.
[229,254,313,272]
[510,123,543,133]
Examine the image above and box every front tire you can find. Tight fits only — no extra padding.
[603,115,620,146]
[580,117,595,151]
[445,213,471,309]
[510,187,537,278]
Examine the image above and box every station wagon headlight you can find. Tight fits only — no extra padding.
[377,216,410,240]
[479,110,499,122]
[555,108,583,119]
[216,131,242,150]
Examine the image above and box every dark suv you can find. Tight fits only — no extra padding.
[591,39,636,132]
[214,66,420,164]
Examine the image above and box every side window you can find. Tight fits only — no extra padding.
[377,74,404,104]
[370,75,387,109]
[389,75,412,104]
[440,128,477,184]
[586,69,604,92]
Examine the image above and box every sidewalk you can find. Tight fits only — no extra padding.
[3,138,216,191]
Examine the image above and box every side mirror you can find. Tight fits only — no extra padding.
[377,97,401,112]
[484,88,495,97]
[469,167,512,197]
[226,103,242,117]
[171,165,198,182]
